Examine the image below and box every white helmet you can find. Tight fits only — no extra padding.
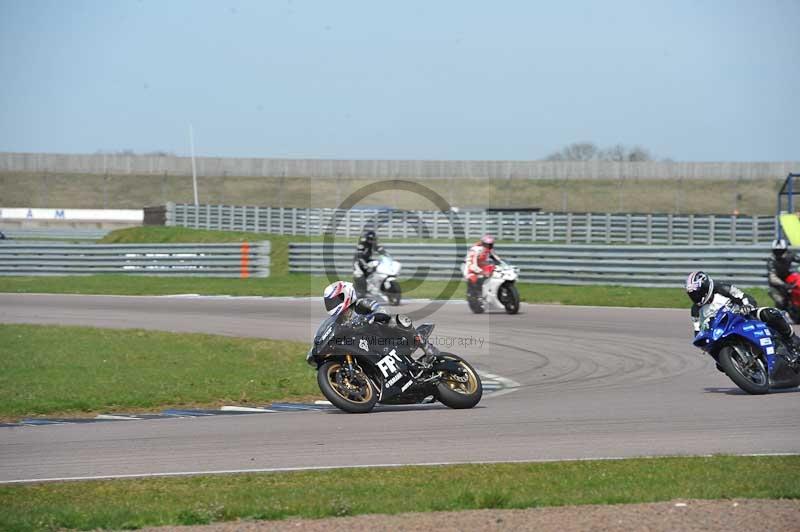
[323,281,356,316]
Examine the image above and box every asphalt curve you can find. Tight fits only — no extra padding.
[0,293,798,484]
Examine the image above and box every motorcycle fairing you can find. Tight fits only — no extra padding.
[309,316,419,400]
[692,309,778,374]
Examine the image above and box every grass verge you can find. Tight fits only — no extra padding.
[0,456,797,530]
[0,324,317,420]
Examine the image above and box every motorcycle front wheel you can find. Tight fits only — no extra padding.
[718,343,770,395]
[499,282,520,314]
[317,359,379,413]
[434,352,483,409]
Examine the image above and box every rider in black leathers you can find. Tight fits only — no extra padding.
[686,271,800,360]
[323,280,417,357]
[353,229,385,298]
[767,238,800,310]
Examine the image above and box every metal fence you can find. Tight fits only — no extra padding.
[2,152,796,180]
[289,242,771,288]
[0,227,111,240]
[0,242,270,277]
[170,203,776,245]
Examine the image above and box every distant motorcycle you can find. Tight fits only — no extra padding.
[307,312,482,413]
[364,253,402,306]
[466,258,520,314]
[769,271,800,324]
[692,301,800,394]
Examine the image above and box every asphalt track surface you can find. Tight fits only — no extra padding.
[1,293,798,484]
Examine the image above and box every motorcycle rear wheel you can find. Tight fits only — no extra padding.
[467,296,485,314]
[718,343,770,395]
[317,360,379,413]
[434,352,483,409]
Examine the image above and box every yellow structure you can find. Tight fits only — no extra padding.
[779,213,800,245]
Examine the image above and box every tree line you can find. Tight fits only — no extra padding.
[544,142,661,162]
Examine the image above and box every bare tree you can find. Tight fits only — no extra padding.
[599,144,627,162]
[547,142,657,162]
[626,146,652,162]
[545,142,599,161]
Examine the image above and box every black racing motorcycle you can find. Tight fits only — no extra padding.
[306,309,483,413]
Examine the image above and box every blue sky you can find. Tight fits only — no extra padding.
[0,0,798,161]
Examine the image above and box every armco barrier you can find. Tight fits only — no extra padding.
[0,228,110,240]
[170,203,776,245]
[289,242,770,287]
[0,242,270,277]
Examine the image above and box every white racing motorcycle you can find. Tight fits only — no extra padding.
[465,259,520,314]
[365,253,402,306]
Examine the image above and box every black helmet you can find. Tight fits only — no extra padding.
[362,229,376,243]
[686,271,714,305]
[772,238,788,258]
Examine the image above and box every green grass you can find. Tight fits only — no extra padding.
[0,324,318,420]
[0,171,783,214]
[0,456,797,530]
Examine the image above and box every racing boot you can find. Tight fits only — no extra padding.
[787,334,800,365]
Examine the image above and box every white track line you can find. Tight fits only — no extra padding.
[479,372,521,399]
[219,406,277,413]
[2,453,796,485]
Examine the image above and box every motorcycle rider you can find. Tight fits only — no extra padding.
[464,234,500,298]
[686,271,800,358]
[767,238,800,310]
[323,280,417,354]
[353,229,386,298]
[324,280,389,324]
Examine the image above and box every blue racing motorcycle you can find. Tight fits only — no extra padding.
[693,302,800,394]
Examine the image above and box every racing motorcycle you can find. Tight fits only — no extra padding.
[692,301,800,394]
[364,253,402,306]
[466,258,520,314]
[307,311,483,413]
[769,271,800,324]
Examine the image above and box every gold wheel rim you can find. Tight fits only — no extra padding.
[327,362,374,403]
[444,360,479,395]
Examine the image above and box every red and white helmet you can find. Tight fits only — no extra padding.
[480,234,495,249]
[323,281,355,316]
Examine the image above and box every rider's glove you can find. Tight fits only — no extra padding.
[739,304,755,315]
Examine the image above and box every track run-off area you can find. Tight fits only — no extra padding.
[0,293,798,484]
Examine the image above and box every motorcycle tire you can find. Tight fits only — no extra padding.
[317,360,379,413]
[434,352,483,409]
[717,343,770,395]
[467,296,485,314]
[499,282,520,315]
